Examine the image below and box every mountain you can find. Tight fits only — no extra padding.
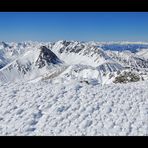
[0,46,62,84]
[51,40,117,67]
[1,41,148,136]
[99,42,148,53]
[35,46,62,68]
[106,50,148,69]
[136,48,148,60]
[0,40,148,84]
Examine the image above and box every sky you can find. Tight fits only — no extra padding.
[0,12,148,42]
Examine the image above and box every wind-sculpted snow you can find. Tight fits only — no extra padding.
[0,79,147,135]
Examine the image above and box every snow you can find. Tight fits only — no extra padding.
[0,40,148,136]
[59,65,101,81]
[0,46,62,84]
[1,40,148,85]
[0,79,147,136]
[136,48,148,60]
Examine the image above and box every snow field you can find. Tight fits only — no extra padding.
[0,79,147,135]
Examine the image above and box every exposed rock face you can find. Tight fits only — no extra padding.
[0,42,9,48]
[35,46,61,68]
[113,71,141,83]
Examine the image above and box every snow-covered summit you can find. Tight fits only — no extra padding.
[0,45,63,84]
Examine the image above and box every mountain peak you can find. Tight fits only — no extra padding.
[35,46,62,68]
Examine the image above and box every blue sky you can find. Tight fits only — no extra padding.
[0,12,148,42]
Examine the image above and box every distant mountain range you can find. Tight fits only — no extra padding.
[0,40,148,84]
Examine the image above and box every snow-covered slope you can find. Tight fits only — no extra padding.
[0,79,147,135]
[0,40,148,136]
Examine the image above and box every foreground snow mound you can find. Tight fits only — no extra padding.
[59,64,101,82]
[0,80,147,136]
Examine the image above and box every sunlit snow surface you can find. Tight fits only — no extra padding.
[0,41,148,135]
[0,79,147,135]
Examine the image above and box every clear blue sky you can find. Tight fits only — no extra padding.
[0,12,148,42]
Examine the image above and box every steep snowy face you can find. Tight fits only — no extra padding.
[0,53,8,69]
[0,46,62,84]
[0,42,13,68]
[97,61,123,73]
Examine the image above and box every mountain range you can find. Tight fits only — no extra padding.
[0,40,148,85]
